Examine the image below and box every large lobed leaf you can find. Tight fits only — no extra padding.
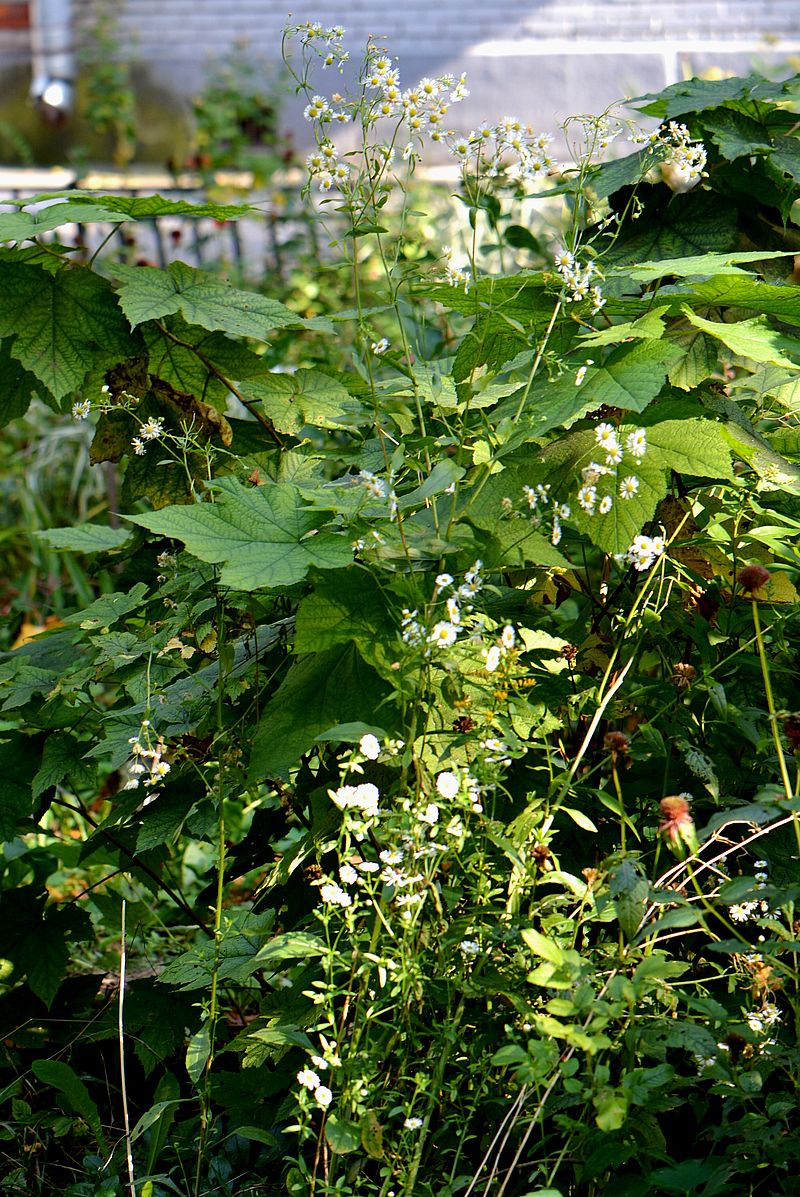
[114,260,332,338]
[0,261,138,401]
[127,476,354,590]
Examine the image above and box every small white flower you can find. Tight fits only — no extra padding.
[595,422,619,451]
[140,417,165,440]
[428,621,458,648]
[298,1068,321,1090]
[131,437,146,455]
[460,939,480,955]
[371,337,389,355]
[500,625,516,650]
[577,484,597,514]
[314,1085,333,1108]
[436,771,460,800]
[339,864,359,885]
[485,645,502,673]
[575,365,588,386]
[729,901,758,923]
[72,399,91,420]
[404,1116,423,1130]
[599,494,613,515]
[435,572,454,589]
[359,733,381,760]
[419,803,439,825]
[319,883,352,907]
[619,476,639,500]
[446,596,461,625]
[626,428,647,459]
[380,849,404,866]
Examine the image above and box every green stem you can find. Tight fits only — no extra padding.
[194,590,228,1195]
[751,596,800,852]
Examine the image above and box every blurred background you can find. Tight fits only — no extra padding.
[0,0,799,172]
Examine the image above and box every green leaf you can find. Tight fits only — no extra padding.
[33,523,133,553]
[703,109,774,160]
[0,338,40,425]
[0,734,39,835]
[127,477,353,591]
[250,644,392,778]
[185,1024,211,1085]
[157,910,276,990]
[31,1060,107,1151]
[21,190,253,221]
[511,339,681,438]
[294,569,391,655]
[240,369,365,434]
[579,307,668,346]
[15,905,91,1007]
[360,1110,384,1159]
[63,582,149,629]
[31,733,94,799]
[398,459,465,509]
[521,927,566,965]
[0,261,137,401]
[681,307,800,369]
[114,260,329,337]
[593,1086,629,1132]
[678,274,800,324]
[601,192,738,268]
[0,202,127,243]
[588,148,649,201]
[325,1115,362,1155]
[254,932,327,967]
[610,860,648,940]
[631,73,791,119]
[618,250,795,284]
[538,418,733,556]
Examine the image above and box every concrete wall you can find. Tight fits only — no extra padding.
[2,1,800,160]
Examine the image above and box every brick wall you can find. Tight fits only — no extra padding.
[3,1,800,155]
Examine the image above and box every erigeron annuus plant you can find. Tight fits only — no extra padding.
[5,35,800,1197]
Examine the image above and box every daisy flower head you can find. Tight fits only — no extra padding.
[626,428,647,459]
[428,621,458,648]
[577,484,597,514]
[595,422,619,452]
[619,475,639,500]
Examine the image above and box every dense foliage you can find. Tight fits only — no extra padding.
[2,28,800,1197]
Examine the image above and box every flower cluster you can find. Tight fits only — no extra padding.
[523,481,571,546]
[131,416,165,456]
[484,624,516,674]
[441,244,471,293]
[626,533,666,571]
[449,117,555,182]
[656,121,708,193]
[289,20,349,71]
[553,247,605,313]
[729,859,770,923]
[123,720,170,795]
[576,422,648,518]
[401,563,484,651]
[631,119,707,193]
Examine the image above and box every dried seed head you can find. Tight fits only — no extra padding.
[739,564,771,594]
[671,662,696,689]
[604,730,630,754]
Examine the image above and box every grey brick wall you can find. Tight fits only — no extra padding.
[4,0,800,157]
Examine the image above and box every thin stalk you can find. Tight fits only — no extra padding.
[751,596,798,820]
[194,592,229,1196]
[118,899,136,1197]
